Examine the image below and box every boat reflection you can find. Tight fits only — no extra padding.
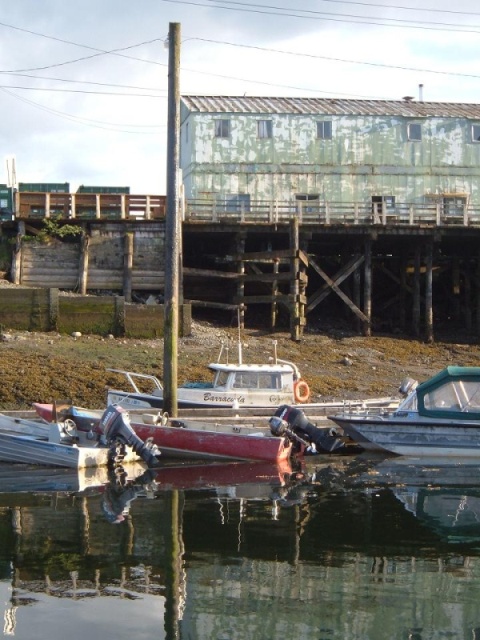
[100,458,302,524]
[2,455,480,639]
[0,462,111,496]
[364,455,480,544]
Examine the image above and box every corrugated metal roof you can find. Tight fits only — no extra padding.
[181,96,480,119]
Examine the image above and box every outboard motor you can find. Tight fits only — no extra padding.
[102,467,158,524]
[99,405,161,467]
[398,376,418,397]
[269,413,316,453]
[270,405,345,453]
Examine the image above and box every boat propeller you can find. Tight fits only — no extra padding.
[99,405,161,467]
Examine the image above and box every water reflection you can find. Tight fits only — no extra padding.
[1,456,480,638]
[364,455,480,545]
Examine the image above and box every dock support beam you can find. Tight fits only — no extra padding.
[363,238,372,336]
[290,218,302,341]
[400,253,407,332]
[271,258,279,329]
[79,233,90,295]
[123,232,134,303]
[425,240,434,343]
[413,246,421,337]
[236,233,246,329]
[477,251,480,338]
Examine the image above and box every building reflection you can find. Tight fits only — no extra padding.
[1,456,480,639]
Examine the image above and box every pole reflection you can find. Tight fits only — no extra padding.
[0,456,480,639]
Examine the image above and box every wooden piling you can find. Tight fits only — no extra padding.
[79,233,90,295]
[236,233,246,329]
[354,248,361,334]
[425,240,433,343]
[400,253,407,331]
[11,221,24,285]
[271,258,279,329]
[413,246,421,337]
[363,238,372,337]
[290,218,301,341]
[123,232,134,303]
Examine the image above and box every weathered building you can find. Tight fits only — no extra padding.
[180,96,480,216]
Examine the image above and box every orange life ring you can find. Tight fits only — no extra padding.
[294,379,310,403]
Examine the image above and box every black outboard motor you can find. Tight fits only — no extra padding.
[99,405,161,467]
[102,467,158,524]
[270,405,345,453]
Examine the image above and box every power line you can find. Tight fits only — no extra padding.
[1,68,394,102]
[1,88,166,133]
[160,0,480,33]
[0,21,166,73]
[292,0,480,17]
[204,0,477,29]
[0,15,475,108]
[191,37,480,80]
[0,84,164,98]
[2,72,167,93]
[0,48,166,74]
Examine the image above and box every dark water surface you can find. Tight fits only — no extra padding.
[1,454,480,640]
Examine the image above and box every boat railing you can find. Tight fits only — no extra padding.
[107,369,163,394]
[332,405,397,418]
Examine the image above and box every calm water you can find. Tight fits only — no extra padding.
[1,454,480,640]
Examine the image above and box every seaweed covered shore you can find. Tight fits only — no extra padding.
[1,319,479,410]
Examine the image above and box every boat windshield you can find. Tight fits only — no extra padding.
[423,379,480,413]
[398,392,417,412]
[214,370,230,388]
[232,372,282,390]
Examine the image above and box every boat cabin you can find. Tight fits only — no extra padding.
[107,358,304,410]
[416,366,480,420]
[206,363,296,393]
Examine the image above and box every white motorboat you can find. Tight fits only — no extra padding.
[106,340,398,413]
[0,406,161,469]
[329,367,480,457]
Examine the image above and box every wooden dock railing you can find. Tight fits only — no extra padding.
[11,192,480,227]
[15,192,166,220]
[184,199,478,227]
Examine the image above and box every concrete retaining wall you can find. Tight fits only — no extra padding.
[0,288,191,338]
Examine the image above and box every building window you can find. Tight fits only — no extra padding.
[443,196,466,217]
[257,119,273,139]
[215,119,230,138]
[407,123,422,141]
[372,196,395,219]
[472,125,480,142]
[185,122,189,143]
[317,121,332,139]
[296,194,319,213]
[220,193,250,213]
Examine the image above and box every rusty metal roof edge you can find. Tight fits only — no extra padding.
[180,95,480,118]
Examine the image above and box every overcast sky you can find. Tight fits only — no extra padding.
[1,0,479,193]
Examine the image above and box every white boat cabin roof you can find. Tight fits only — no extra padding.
[207,363,296,375]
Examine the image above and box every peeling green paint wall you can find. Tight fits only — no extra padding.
[180,110,480,205]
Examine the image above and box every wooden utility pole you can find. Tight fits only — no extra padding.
[163,22,181,416]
